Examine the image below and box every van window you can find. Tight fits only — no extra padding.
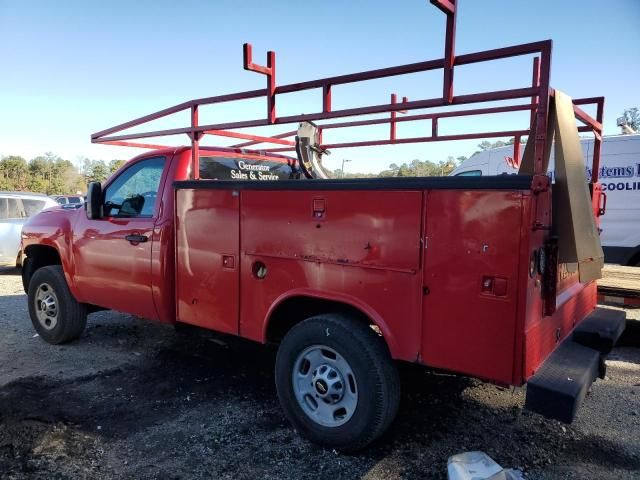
[68,197,82,204]
[0,197,46,219]
[200,156,295,181]
[0,198,7,219]
[455,170,482,177]
[22,199,47,217]
[6,198,25,219]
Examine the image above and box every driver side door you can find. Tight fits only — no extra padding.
[72,156,166,319]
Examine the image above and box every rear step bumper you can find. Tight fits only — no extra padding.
[524,307,626,423]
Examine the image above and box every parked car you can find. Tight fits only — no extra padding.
[450,134,640,266]
[52,195,84,206]
[0,192,58,266]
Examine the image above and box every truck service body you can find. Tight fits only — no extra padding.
[19,1,626,451]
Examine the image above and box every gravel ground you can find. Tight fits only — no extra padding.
[1,266,638,479]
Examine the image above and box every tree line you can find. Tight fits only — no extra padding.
[0,154,125,195]
[1,139,516,193]
[332,139,514,178]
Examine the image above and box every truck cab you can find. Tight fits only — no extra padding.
[21,146,298,323]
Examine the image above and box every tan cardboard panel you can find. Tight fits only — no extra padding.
[552,90,603,283]
[519,91,603,283]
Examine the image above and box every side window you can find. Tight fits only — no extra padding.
[200,156,295,181]
[455,170,482,177]
[7,199,26,219]
[103,157,165,218]
[22,199,47,217]
[0,198,8,220]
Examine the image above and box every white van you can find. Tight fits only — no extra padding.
[450,134,640,266]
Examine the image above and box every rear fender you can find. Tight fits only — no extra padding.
[263,288,399,358]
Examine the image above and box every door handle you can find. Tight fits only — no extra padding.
[125,234,148,244]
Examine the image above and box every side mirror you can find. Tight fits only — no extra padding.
[86,182,103,219]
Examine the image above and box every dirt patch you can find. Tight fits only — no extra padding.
[1,268,639,479]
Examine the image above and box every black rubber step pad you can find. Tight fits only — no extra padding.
[573,307,626,354]
[525,340,601,424]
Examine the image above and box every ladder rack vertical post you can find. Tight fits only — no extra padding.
[431,0,457,104]
[323,84,332,113]
[390,94,398,142]
[513,135,521,166]
[191,105,200,180]
[591,98,605,183]
[267,51,276,123]
[530,57,541,130]
[533,41,552,176]
[243,43,277,124]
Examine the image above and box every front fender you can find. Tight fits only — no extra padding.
[21,208,77,292]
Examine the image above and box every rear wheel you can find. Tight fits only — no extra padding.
[275,314,400,452]
[27,266,87,344]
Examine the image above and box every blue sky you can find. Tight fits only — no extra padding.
[1,0,639,173]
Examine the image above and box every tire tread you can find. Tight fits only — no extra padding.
[275,313,400,451]
[28,265,87,344]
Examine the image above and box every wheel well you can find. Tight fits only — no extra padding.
[265,296,383,344]
[22,245,62,292]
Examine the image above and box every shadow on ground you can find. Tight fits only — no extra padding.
[1,319,639,479]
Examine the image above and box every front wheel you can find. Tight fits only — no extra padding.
[275,314,400,452]
[27,265,87,344]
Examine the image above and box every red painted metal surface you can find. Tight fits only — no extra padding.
[421,189,528,384]
[237,189,425,361]
[430,0,457,103]
[70,154,174,320]
[175,188,240,334]
[91,39,603,179]
[524,282,597,379]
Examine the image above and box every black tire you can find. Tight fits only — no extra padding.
[27,265,87,344]
[21,257,35,292]
[275,314,400,452]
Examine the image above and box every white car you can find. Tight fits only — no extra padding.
[450,134,640,266]
[0,192,58,266]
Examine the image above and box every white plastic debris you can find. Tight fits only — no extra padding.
[447,451,524,480]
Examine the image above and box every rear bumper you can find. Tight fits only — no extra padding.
[524,307,626,423]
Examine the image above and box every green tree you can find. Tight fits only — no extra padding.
[0,156,29,191]
[478,138,515,151]
[82,158,109,183]
[621,107,639,131]
[109,159,126,174]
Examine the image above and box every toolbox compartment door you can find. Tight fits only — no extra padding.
[421,189,525,384]
[175,189,240,334]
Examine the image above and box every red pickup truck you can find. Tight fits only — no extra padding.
[19,1,626,451]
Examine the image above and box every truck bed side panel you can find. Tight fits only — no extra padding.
[421,190,526,384]
[239,190,424,361]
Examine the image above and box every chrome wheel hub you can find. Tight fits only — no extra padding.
[292,345,358,427]
[312,364,344,403]
[34,283,59,330]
